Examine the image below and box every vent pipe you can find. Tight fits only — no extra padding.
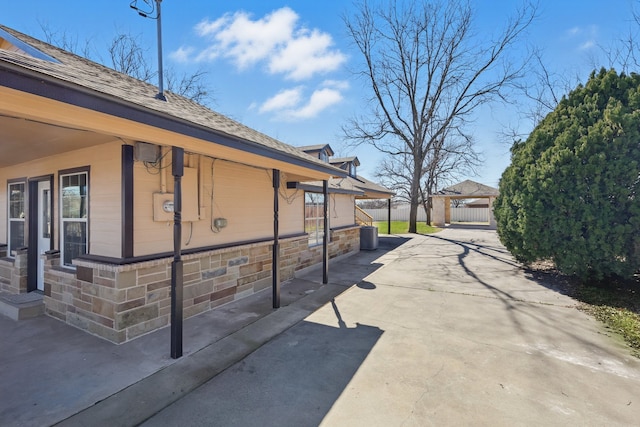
[154,0,166,101]
[130,0,166,101]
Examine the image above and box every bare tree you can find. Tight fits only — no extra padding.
[39,21,94,58]
[586,2,640,76]
[343,0,536,232]
[107,32,155,82]
[39,25,213,105]
[107,32,213,105]
[499,48,580,145]
[378,128,479,225]
[420,130,480,224]
[165,68,212,106]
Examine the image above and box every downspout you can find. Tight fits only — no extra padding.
[170,147,184,359]
[159,146,167,193]
[323,180,329,284]
[272,169,280,308]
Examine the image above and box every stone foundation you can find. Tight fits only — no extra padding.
[42,226,360,343]
[0,248,28,294]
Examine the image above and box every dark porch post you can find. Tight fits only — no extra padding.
[272,169,280,308]
[323,180,329,284]
[170,147,184,359]
[387,198,392,234]
[122,145,134,259]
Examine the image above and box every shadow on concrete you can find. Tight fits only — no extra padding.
[1,234,408,427]
[142,301,383,426]
[524,263,640,315]
[423,232,627,359]
[443,223,493,230]
[301,235,412,289]
[357,281,376,290]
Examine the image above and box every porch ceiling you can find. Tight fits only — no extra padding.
[0,115,115,167]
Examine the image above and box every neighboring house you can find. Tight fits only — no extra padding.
[464,199,490,208]
[0,25,388,344]
[298,147,395,227]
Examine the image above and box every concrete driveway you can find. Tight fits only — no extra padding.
[141,228,640,426]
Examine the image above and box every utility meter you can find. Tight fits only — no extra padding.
[162,200,174,213]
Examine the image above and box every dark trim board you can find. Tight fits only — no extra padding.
[27,180,37,292]
[76,233,309,266]
[287,181,364,196]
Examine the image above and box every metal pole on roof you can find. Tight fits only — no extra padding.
[129,0,166,101]
[155,0,166,101]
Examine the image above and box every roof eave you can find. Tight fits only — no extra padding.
[0,62,347,179]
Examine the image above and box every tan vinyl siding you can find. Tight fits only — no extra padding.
[329,193,357,228]
[278,182,304,235]
[134,155,305,257]
[0,140,121,258]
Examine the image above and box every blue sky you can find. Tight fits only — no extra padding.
[2,0,637,188]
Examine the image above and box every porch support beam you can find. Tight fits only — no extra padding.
[323,180,329,284]
[272,169,280,308]
[121,145,134,258]
[170,146,184,359]
[27,180,38,292]
[388,198,392,234]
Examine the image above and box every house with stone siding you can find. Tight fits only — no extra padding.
[0,25,391,344]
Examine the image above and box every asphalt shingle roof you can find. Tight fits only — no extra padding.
[0,25,342,175]
[437,180,499,196]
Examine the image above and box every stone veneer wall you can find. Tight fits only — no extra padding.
[43,226,360,343]
[0,247,28,294]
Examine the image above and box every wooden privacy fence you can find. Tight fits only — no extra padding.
[364,207,489,223]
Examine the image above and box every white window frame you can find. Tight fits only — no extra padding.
[7,181,26,257]
[60,170,89,268]
[305,192,326,247]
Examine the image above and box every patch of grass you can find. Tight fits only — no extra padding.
[527,262,640,357]
[373,221,440,235]
[575,282,640,357]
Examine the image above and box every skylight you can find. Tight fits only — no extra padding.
[0,28,59,63]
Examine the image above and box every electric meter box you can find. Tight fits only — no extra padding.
[153,167,199,222]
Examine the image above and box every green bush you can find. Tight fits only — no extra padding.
[494,69,640,280]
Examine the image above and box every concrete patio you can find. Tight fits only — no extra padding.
[2,229,639,426]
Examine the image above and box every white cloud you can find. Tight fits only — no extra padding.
[579,40,595,50]
[259,87,303,113]
[288,88,343,119]
[321,79,350,90]
[268,29,347,80]
[564,25,598,51]
[566,26,581,37]
[173,7,346,80]
[169,46,195,63]
[256,78,349,120]
[258,86,343,121]
[194,8,297,67]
